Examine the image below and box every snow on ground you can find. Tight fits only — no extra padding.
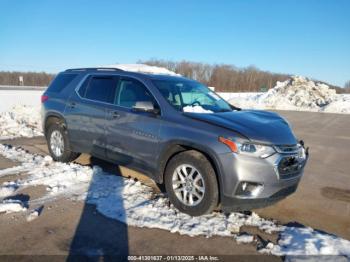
[0,144,350,257]
[26,206,43,222]
[0,199,27,213]
[0,90,42,113]
[101,64,180,76]
[228,76,350,114]
[234,233,255,244]
[0,104,42,139]
[26,209,39,221]
[323,95,350,114]
[0,144,91,202]
[0,183,18,198]
[268,226,350,257]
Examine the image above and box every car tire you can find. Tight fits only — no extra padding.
[46,121,80,163]
[164,150,219,216]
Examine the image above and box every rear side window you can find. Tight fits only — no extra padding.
[48,73,77,93]
[78,76,116,103]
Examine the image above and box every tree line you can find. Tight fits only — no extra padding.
[0,62,349,93]
[0,71,54,87]
[140,59,290,92]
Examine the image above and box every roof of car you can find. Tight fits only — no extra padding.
[64,67,191,81]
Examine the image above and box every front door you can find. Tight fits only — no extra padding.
[105,77,161,176]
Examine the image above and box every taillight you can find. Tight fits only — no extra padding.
[41,95,49,103]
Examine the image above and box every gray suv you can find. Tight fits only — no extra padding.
[41,67,309,216]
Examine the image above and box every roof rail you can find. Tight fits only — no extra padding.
[65,67,124,72]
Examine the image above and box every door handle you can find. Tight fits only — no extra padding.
[68,102,76,109]
[110,111,120,119]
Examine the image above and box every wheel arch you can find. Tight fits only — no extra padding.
[44,112,67,138]
[156,141,223,199]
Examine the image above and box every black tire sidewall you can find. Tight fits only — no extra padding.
[47,123,75,162]
[164,151,219,216]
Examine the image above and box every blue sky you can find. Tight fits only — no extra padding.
[0,0,349,87]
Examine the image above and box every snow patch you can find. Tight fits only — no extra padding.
[0,183,18,198]
[0,199,27,213]
[26,210,39,221]
[270,226,350,257]
[323,95,350,114]
[234,233,255,244]
[261,76,336,109]
[0,105,42,139]
[0,144,92,202]
[0,90,42,113]
[228,76,350,114]
[26,207,43,222]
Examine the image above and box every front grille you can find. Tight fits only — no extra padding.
[274,144,299,154]
[277,155,304,179]
[274,143,308,179]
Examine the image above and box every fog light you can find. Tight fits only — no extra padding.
[235,182,263,197]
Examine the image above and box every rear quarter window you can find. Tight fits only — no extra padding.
[47,73,78,93]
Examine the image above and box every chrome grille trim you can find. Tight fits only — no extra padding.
[274,144,300,154]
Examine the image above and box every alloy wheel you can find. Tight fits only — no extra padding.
[50,130,64,157]
[172,164,205,206]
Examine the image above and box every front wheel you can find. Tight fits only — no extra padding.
[46,122,80,162]
[164,150,219,216]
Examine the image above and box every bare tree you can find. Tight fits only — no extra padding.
[140,59,293,92]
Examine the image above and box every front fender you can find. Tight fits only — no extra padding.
[155,140,225,197]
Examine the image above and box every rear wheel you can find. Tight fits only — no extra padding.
[46,122,80,162]
[164,150,219,216]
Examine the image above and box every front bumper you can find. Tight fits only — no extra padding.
[217,144,309,211]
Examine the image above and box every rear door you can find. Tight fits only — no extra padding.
[64,75,117,156]
[105,77,162,176]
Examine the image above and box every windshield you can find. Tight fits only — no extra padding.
[152,79,232,113]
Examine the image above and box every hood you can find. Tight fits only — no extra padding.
[184,110,297,145]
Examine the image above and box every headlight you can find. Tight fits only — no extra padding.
[238,142,276,158]
[219,136,276,158]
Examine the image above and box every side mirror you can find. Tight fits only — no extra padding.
[133,101,160,114]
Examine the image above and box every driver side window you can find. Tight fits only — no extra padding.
[114,78,156,109]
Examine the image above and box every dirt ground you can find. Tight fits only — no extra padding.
[0,110,349,259]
